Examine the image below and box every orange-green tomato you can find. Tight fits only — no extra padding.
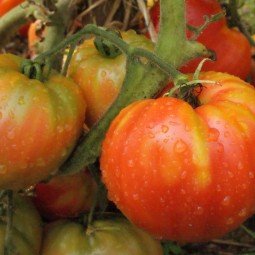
[0,54,86,190]
[0,193,42,255]
[40,217,163,255]
[100,71,255,243]
[32,170,97,220]
[67,30,154,127]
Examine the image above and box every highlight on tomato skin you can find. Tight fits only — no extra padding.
[100,71,255,243]
[146,0,252,80]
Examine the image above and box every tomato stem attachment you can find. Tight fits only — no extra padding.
[58,0,213,175]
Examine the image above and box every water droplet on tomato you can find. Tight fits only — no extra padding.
[0,165,7,174]
[222,196,231,206]
[224,131,230,137]
[248,171,255,179]
[216,143,224,153]
[7,129,15,140]
[127,160,134,168]
[36,158,46,167]
[148,132,155,138]
[195,206,204,215]
[208,128,220,141]
[237,161,244,170]
[227,171,234,178]
[18,96,25,105]
[173,140,187,153]
[133,194,139,200]
[238,208,247,217]
[161,125,169,133]
[181,171,187,179]
[57,125,64,133]
[226,217,234,225]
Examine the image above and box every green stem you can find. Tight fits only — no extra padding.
[37,0,75,70]
[155,0,211,67]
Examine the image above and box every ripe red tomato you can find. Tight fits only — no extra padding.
[67,30,154,127]
[100,71,255,243]
[0,53,86,190]
[32,170,97,220]
[0,193,42,254]
[40,217,163,255]
[148,0,251,80]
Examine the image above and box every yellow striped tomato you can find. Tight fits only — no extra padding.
[100,71,255,242]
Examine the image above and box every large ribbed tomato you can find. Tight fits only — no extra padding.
[40,217,163,255]
[100,71,255,243]
[0,53,86,190]
[67,30,154,127]
[148,0,251,80]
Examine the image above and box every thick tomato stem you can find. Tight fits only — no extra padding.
[60,1,212,175]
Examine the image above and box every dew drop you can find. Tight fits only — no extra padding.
[227,171,234,178]
[208,128,220,141]
[238,208,247,217]
[148,132,155,138]
[224,131,230,137]
[161,125,169,133]
[216,143,224,153]
[36,158,46,167]
[0,165,7,174]
[133,194,139,200]
[195,206,204,215]
[226,217,234,225]
[237,161,244,170]
[181,171,187,179]
[127,160,134,168]
[163,138,168,143]
[222,196,231,206]
[18,96,25,105]
[248,171,255,179]
[174,140,187,153]
[7,129,15,140]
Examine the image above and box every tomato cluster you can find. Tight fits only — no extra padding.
[0,0,255,254]
[147,0,252,80]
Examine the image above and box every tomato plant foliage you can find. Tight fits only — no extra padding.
[148,0,251,80]
[100,71,255,243]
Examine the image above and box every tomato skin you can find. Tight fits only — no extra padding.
[67,30,154,127]
[40,217,163,255]
[100,71,255,243]
[0,193,42,254]
[148,0,251,80]
[32,170,97,220]
[0,54,86,190]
